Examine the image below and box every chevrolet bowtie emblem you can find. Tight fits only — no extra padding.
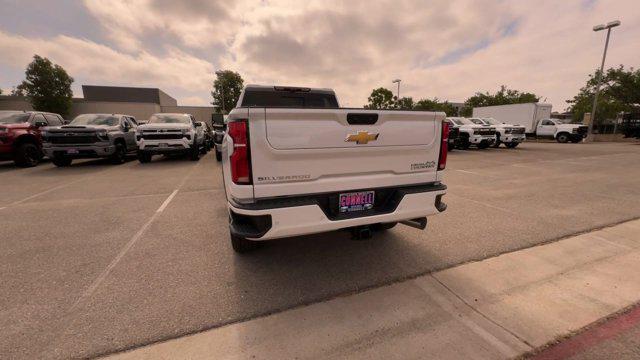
[345,131,379,145]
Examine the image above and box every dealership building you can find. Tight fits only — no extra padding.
[0,85,216,125]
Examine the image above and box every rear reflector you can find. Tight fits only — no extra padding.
[228,120,251,184]
[438,120,449,170]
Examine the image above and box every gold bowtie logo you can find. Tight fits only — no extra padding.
[345,131,379,144]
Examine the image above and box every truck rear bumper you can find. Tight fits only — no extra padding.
[228,183,447,240]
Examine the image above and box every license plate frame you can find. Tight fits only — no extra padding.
[66,149,79,154]
[158,143,169,148]
[338,191,375,213]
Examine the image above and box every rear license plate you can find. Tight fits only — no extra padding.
[158,143,168,148]
[66,149,79,154]
[339,191,375,213]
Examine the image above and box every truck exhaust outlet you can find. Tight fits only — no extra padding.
[400,217,428,230]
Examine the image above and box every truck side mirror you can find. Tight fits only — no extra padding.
[122,123,130,132]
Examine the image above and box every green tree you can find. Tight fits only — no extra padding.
[414,98,458,116]
[18,55,74,116]
[211,70,244,114]
[462,85,540,116]
[365,87,395,109]
[395,96,414,110]
[567,65,640,123]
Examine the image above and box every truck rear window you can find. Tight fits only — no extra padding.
[241,90,339,108]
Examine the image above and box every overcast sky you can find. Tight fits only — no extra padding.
[0,0,638,110]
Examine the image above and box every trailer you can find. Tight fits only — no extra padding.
[472,103,552,134]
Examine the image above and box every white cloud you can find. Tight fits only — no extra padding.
[1,0,638,110]
[0,30,214,97]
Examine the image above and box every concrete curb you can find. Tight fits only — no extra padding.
[107,219,640,359]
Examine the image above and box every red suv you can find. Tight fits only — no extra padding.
[0,111,65,167]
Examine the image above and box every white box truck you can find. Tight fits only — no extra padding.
[473,103,587,143]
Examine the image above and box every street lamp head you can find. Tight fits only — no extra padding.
[593,24,606,31]
[606,20,621,28]
[392,79,401,83]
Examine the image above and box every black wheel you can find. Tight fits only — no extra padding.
[372,222,398,231]
[14,143,41,167]
[138,151,152,163]
[477,142,489,149]
[52,155,73,167]
[556,133,570,143]
[505,142,519,149]
[457,135,470,150]
[190,145,200,161]
[215,148,222,161]
[230,232,258,253]
[493,134,501,148]
[110,142,127,164]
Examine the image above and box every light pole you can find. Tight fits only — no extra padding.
[392,79,401,99]
[588,20,621,140]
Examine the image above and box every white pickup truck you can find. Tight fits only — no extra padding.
[221,85,449,252]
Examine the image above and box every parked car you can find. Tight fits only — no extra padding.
[221,85,448,253]
[447,117,496,149]
[0,110,64,167]
[473,103,587,143]
[212,113,226,161]
[42,113,138,166]
[469,117,526,148]
[136,113,204,163]
[196,122,209,154]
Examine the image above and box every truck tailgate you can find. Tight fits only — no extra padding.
[246,108,444,198]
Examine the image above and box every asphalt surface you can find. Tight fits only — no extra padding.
[2,141,640,359]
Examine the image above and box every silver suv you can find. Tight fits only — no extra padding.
[42,114,138,167]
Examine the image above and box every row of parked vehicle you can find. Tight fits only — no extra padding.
[444,115,589,151]
[0,110,225,167]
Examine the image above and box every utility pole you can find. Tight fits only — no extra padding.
[588,20,621,141]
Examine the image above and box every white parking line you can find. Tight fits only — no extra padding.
[70,163,200,310]
[447,193,517,215]
[1,176,88,209]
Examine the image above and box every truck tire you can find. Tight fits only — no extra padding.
[14,142,41,167]
[190,144,200,161]
[138,151,152,163]
[494,134,501,148]
[505,142,519,149]
[230,232,258,253]
[556,133,570,143]
[215,147,222,161]
[52,155,72,167]
[110,142,127,164]
[477,141,489,149]
[458,135,470,150]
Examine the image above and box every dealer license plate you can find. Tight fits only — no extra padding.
[339,191,375,213]
[66,149,79,154]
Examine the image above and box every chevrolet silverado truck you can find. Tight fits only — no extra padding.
[221,85,448,253]
[0,110,64,167]
[42,113,138,166]
[469,117,526,148]
[443,118,459,151]
[212,113,226,162]
[136,113,204,163]
[535,118,587,143]
[446,117,496,149]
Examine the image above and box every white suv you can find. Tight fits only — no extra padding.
[136,113,204,162]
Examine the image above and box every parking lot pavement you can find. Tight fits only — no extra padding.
[1,142,640,359]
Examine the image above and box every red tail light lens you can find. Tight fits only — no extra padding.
[228,120,251,184]
[438,121,449,171]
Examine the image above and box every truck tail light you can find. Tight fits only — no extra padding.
[438,120,449,171]
[228,120,252,184]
